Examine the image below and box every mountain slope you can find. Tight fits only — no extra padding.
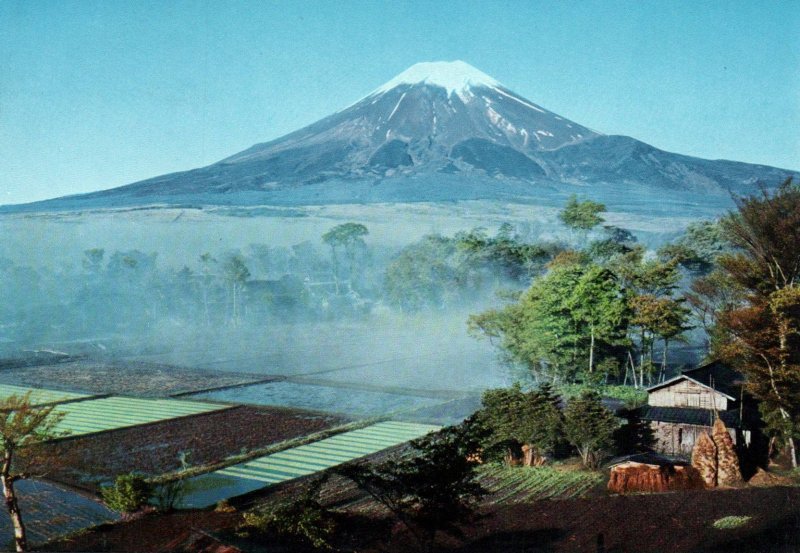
[6,61,796,211]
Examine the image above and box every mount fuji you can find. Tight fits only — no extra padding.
[8,61,795,212]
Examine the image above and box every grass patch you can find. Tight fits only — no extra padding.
[712,515,752,529]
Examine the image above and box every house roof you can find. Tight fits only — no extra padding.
[646,360,744,400]
[608,452,689,468]
[634,405,745,429]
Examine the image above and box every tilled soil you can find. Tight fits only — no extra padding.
[0,359,267,396]
[42,481,800,552]
[44,405,344,488]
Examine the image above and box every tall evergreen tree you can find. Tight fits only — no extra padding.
[563,391,618,468]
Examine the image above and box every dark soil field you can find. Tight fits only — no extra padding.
[41,486,800,553]
[44,405,344,489]
[0,359,268,396]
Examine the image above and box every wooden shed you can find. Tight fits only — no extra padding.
[633,361,757,457]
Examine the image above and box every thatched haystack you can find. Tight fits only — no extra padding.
[691,431,718,487]
[690,417,743,487]
[713,418,743,486]
[608,455,704,494]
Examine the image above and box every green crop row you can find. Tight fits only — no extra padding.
[477,464,602,504]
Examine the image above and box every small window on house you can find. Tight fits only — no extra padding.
[678,428,683,445]
[688,393,700,407]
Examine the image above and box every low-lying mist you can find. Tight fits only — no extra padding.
[0,201,714,398]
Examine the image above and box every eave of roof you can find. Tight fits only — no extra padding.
[608,452,690,467]
[635,405,745,428]
[645,374,735,401]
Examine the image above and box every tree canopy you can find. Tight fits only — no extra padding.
[469,256,630,383]
[559,195,606,232]
[337,424,484,551]
[712,179,800,466]
[474,383,563,465]
[563,390,618,468]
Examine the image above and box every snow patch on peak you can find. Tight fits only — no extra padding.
[373,61,501,98]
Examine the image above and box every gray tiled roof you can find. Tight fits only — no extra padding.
[635,405,745,429]
[681,360,745,398]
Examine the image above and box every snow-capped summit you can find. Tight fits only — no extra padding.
[15,61,794,212]
[371,60,501,99]
[221,59,599,171]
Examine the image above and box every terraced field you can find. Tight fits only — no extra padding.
[52,396,229,437]
[0,384,91,405]
[179,421,440,508]
[478,464,603,503]
[0,479,118,547]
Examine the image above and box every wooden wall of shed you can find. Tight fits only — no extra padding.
[650,421,738,457]
[648,379,729,410]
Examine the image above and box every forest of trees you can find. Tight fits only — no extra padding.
[468,196,725,388]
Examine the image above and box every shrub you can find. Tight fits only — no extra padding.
[712,515,752,529]
[153,478,186,512]
[238,477,336,550]
[215,499,236,513]
[101,473,153,513]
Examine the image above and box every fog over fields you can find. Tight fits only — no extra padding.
[0,198,724,405]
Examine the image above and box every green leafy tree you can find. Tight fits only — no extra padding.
[455,226,558,283]
[567,265,630,374]
[101,473,153,513]
[222,253,250,326]
[338,424,484,552]
[587,226,637,262]
[322,222,369,293]
[612,251,681,298]
[470,257,629,383]
[685,270,743,355]
[611,250,685,384]
[386,228,560,312]
[658,220,730,275]
[563,391,618,468]
[629,295,691,386]
[475,383,563,465]
[0,393,66,552]
[385,235,459,311]
[470,260,586,381]
[559,195,606,241]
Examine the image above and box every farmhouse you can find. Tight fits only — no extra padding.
[635,361,759,457]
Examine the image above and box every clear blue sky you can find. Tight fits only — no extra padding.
[1,1,798,205]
